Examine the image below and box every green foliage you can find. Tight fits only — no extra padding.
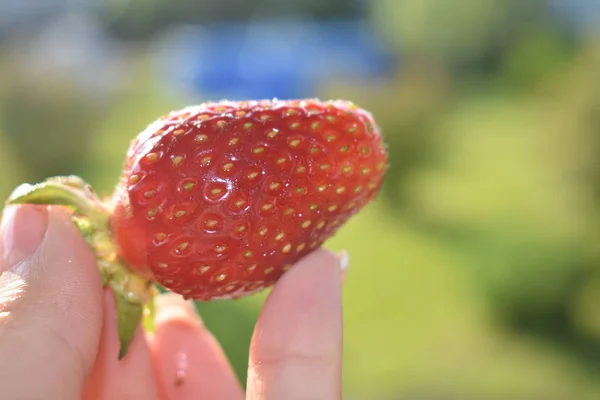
[0,69,108,182]
[371,0,553,73]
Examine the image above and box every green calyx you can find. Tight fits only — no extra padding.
[6,175,156,360]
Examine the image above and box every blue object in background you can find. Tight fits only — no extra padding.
[154,18,398,100]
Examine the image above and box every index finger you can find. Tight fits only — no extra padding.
[246,249,345,400]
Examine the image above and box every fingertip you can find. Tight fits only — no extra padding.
[271,248,345,296]
[247,248,345,400]
[154,293,202,327]
[1,204,104,344]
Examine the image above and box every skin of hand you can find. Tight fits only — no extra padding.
[0,203,346,400]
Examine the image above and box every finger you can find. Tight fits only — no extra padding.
[150,293,244,400]
[247,249,345,400]
[82,290,159,400]
[0,205,104,400]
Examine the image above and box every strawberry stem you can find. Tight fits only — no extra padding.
[6,176,155,360]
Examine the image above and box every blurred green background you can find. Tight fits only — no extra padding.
[2,0,600,398]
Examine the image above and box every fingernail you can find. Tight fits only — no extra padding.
[337,250,349,271]
[336,250,349,283]
[1,205,48,271]
[154,293,202,325]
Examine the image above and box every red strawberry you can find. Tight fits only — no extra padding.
[5,98,387,358]
[110,99,387,300]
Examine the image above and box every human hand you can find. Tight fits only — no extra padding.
[0,204,346,399]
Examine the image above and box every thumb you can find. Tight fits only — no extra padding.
[0,204,104,400]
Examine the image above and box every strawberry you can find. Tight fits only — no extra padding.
[5,98,387,357]
[110,99,386,300]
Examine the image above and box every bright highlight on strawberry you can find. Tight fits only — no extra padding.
[6,98,388,359]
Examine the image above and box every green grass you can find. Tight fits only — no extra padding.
[327,203,600,399]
